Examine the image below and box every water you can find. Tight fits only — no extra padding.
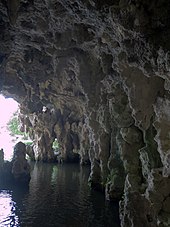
[0,163,120,227]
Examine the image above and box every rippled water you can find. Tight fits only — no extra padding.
[0,163,120,227]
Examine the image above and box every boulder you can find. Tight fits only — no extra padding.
[12,142,31,184]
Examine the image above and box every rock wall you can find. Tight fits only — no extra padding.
[0,0,170,226]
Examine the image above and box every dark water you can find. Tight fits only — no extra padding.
[0,163,120,227]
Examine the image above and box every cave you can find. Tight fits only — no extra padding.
[0,0,170,226]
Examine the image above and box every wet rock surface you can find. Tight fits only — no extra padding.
[0,0,170,226]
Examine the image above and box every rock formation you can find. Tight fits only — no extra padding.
[0,142,31,184]
[0,148,4,169]
[12,141,31,183]
[0,0,170,226]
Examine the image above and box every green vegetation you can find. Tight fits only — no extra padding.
[52,138,59,150]
[7,111,33,145]
[7,112,24,136]
[24,141,33,146]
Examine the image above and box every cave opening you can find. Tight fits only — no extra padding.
[52,138,60,153]
[0,94,19,161]
[52,137,62,162]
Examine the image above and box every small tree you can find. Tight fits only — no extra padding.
[7,111,32,144]
[7,111,23,136]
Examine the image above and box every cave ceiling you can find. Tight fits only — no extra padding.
[0,0,169,112]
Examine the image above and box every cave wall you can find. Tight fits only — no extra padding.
[0,0,170,226]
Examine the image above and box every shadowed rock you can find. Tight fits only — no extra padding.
[11,142,31,184]
[0,148,4,169]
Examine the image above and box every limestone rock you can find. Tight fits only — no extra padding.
[12,142,31,184]
[0,0,170,225]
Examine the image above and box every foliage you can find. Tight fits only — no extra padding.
[7,111,24,136]
[52,138,59,150]
[24,141,33,146]
[7,111,32,144]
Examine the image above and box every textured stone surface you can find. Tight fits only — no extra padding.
[12,141,31,183]
[0,142,31,184]
[0,0,170,226]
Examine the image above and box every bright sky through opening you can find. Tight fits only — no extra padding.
[0,94,19,160]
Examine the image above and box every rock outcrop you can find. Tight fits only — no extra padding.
[0,148,4,170]
[12,141,31,183]
[0,0,170,226]
[0,142,31,184]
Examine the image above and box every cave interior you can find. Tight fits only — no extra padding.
[0,0,170,226]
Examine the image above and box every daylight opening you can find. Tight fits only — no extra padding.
[0,95,19,161]
[52,138,61,162]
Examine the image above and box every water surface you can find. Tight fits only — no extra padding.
[0,163,120,227]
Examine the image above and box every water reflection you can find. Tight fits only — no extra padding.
[0,163,120,227]
[0,190,19,226]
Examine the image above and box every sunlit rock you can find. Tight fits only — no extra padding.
[26,144,35,161]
